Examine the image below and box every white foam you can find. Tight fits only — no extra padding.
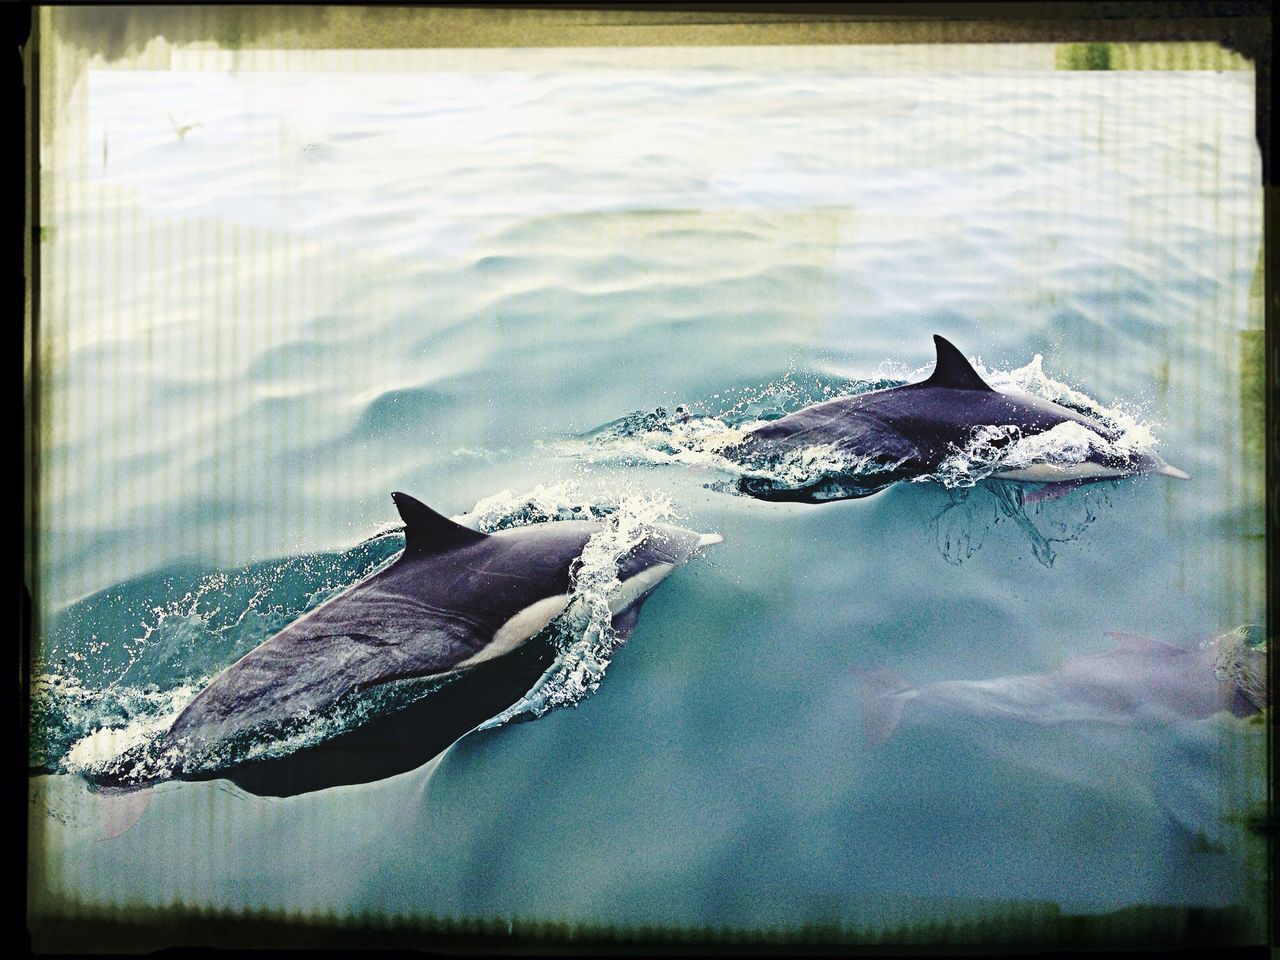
[473,485,686,727]
[62,682,200,780]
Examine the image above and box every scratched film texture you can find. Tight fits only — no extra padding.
[28,10,1267,945]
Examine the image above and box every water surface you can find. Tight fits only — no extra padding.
[31,55,1266,933]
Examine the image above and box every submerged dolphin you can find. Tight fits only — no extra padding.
[856,630,1266,749]
[723,335,1188,503]
[91,493,721,799]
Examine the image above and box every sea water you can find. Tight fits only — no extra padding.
[30,50,1266,933]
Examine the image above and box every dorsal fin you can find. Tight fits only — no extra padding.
[391,492,487,557]
[921,335,994,391]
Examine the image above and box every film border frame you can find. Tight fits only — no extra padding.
[17,2,1275,954]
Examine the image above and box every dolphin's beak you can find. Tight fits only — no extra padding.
[695,532,724,550]
[1157,464,1191,481]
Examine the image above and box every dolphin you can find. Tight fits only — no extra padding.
[722,335,1188,503]
[88,493,721,799]
[856,630,1266,749]
[854,629,1267,841]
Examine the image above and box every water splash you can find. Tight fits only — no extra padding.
[33,532,407,778]
[462,482,618,531]
[984,353,1157,450]
[44,530,407,690]
[36,675,201,777]
[478,486,679,729]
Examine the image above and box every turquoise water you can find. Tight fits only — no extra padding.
[31,61,1265,931]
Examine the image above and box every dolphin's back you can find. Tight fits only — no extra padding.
[166,521,600,749]
[738,382,1118,468]
[163,516,709,754]
[736,389,929,466]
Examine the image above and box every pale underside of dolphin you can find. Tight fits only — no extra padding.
[724,335,1188,503]
[856,631,1265,750]
[92,493,720,800]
